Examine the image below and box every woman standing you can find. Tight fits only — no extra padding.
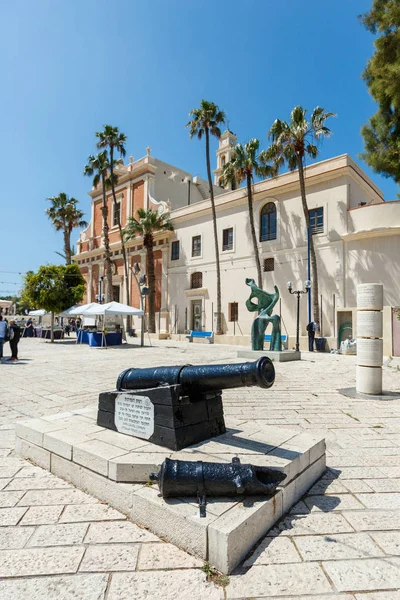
[8,320,21,361]
[24,318,34,337]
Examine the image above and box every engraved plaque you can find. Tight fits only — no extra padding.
[357,284,383,311]
[357,311,383,339]
[357,338,383,367]
[115,393,154,439]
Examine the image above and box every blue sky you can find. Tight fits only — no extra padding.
[0,0,393,295]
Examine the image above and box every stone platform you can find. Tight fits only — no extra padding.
[237,349,301,362]
[15,406,325,574]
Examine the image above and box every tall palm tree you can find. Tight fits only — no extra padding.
[124,208,173,333]
[261,106,335,322]
[46,194,87,265]
[187,100,226,335]
[222,139,275,288]
[96,126,130,307]
[83,151,115,303]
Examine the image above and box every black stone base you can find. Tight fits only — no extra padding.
[97,384,226,451]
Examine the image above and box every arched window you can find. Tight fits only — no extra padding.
[260,202,277,242]
[191,272,203,289]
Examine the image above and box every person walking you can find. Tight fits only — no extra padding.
[0,316,8,360]
[8,320,21,361]
[307,319,319,352]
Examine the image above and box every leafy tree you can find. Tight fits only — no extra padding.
[262,106,335,322]
[125,208,173,333]
[84,151,117,303]
[46,194,87,265]
[21,264,86,342]
[187,100,226,334]
[222,139,274,288]
[360,1,400,186]
[96,126,130,307]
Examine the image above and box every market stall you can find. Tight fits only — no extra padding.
[79,301,144,348]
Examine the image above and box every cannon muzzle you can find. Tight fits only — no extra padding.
[117,357,275,394]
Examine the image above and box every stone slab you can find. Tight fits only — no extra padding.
[15,406,325,574]
[237,349,301,362]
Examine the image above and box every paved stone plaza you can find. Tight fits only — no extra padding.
[0,338,400,599]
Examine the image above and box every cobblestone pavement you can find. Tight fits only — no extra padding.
[0,337,400,599]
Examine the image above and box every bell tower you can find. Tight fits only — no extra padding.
[213,129,237,189]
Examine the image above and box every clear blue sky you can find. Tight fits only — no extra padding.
[0,0,393,296]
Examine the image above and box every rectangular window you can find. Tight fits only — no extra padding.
[222,227,234,251]
[171,240,180,261]
[229,302,239,322]
[263,257,274,272]
[192,235,201,257]
[309,207,324,234]
[113,201,121,227]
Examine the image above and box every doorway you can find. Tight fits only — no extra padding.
[191,300,202,331]
[392,308,400,356]
[112,285,120,303]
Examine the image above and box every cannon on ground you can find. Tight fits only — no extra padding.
[97,358,275,451]
[150,457,286,517]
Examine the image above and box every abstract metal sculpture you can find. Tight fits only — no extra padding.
[245,278,282,352]
[150,457,286,517]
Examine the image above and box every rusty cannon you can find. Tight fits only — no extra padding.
[97,357,275,451]
[150,456,286,517]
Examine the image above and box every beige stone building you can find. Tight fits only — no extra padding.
[75,139,400,355]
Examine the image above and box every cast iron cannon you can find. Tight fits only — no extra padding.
[97,358,275,451]
[150,457,286,517]
[116,356,275,395]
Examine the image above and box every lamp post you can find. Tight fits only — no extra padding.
[96,276,105,304]
[131,263,149,347]
[287,280,311,352]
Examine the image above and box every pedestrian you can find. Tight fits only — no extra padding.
[0,316,8,360]
[8,320,21,361]
[306,319,319,352]
[24,317,34,337]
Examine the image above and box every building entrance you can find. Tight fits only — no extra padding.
[191,300,202,331]
[112,285,120,303]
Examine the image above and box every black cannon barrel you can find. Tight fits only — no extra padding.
[116,357,275,394]
[150,457,286,498]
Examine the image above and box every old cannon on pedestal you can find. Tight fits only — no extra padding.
[97,357,275,451]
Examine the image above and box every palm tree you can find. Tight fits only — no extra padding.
[96,126,130,307]
[261,106,335,322]
[55,245,76,261]
[124,208,173,333]
[222,139,275,288]
[46,194,87,265]
[187,100,226,335]
[83,151,115,303]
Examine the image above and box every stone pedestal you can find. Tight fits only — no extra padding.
[356,283,383,395]
[237,350,301,362]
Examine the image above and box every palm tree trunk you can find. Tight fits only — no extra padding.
[205,128,222,335]
[297,158,319,323]
[101,174,113,303]
[50,311,54,343]
[246,175,262,288]
[63,229,72,265]
[110,147,130,326]
[146,238,156,333]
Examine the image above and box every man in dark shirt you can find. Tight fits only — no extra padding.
[8,320,21,361]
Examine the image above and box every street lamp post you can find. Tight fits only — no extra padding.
[131,263,149,347]
[96,276,105,304]
[287,280,311,352]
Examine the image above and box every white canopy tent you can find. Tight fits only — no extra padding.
[63,302,101,316]
[28,309,47,316]
[80,301,144,316]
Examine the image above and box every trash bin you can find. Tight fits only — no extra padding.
[315,337,326,352]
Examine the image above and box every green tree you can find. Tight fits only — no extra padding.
[186,100,226,334]
[360,1,400,186]
[46,194,87,265]
[21,264,86,342]
[262,106,335,322]
[222,139,274,288]
[124,208,173,333]
[84,151,116,303]
[96,126,130,307]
